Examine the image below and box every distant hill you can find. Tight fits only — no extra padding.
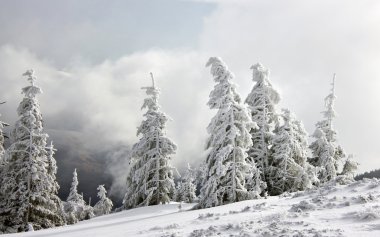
[355,169,380,180]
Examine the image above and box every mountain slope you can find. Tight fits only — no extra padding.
[4,178,380,237]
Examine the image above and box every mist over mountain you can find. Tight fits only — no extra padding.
[48,130,129,207]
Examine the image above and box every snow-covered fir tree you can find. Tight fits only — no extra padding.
[0,102,9,210]
[67,169,85,205]
[197,57,258,209]
[267,109,315,195]
[93,185,113,216]
[174,182,183,202]
[245,63,280,195]
[123,73,177,209]
[45,142,60,196]
[64,168,93,224]
[0,102,8,165]
[341,155,358,179]
[177,163,197,203]
[309,75,345,183]
[195,161,207,193]
[310,128,337,183]
[44,141,65,225]
[0,70,64,233]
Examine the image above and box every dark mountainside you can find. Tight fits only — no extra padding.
[39,128,127,208]
[55,145,125,208]
[355,169,380,180]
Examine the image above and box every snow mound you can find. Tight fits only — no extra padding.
[290,200,317,212]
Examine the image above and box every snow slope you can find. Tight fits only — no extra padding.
[4,178,380,237]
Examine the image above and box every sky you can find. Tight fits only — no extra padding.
[0,0,379,200]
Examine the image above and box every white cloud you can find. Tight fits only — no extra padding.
[198,0,380,172]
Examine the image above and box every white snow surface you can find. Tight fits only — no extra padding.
[5,178,380,237]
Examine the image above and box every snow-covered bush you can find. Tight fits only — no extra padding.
[290,200,316,212]
[335,155,359,185]
[355,206,380,220]
[63,201,94,224]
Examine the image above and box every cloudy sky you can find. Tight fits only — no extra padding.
[0,0,379,199]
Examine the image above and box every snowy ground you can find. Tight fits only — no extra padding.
[4,178,380,237]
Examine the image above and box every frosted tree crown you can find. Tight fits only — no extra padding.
[250,63,269,82]
[22,69,42,98]
[206,57,234,82]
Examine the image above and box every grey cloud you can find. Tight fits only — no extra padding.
[0,46,212,203]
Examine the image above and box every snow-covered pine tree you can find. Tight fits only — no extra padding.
[0,101,9,165]
[309,75,345,183]
[197,57,258,209]
[245,63,280,195]
[178,163,197,203]
[123,73,177,209]
[267,109,314,195]
[67,169,85,205]
[93,185,113,216]
[195,161,207,195]
[341,155,358,179]
[46,142,59,197]
[45,141,66,224]
[0,102,9,215]
[64,168,94,223]
[174,181,182,202]
[310,129,336,183]
[0,70,64,233]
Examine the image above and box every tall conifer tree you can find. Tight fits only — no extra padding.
[67,168,85,205]
[309,75,345,183]
[245,63,280,194]
[0,102,9,213]
[0,102,8,165]
[0,70,64,233]
[198,57,258,209]
[123,73,177,209]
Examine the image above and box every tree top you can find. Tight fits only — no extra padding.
[23,69,37,86]
[250,63,269,82]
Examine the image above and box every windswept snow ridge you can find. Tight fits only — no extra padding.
[4,178,380,237]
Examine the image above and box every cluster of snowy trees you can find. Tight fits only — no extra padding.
[0,58,358,232]
[195,57,357,208]
[0,70,113,233]
[121,57,357,212]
